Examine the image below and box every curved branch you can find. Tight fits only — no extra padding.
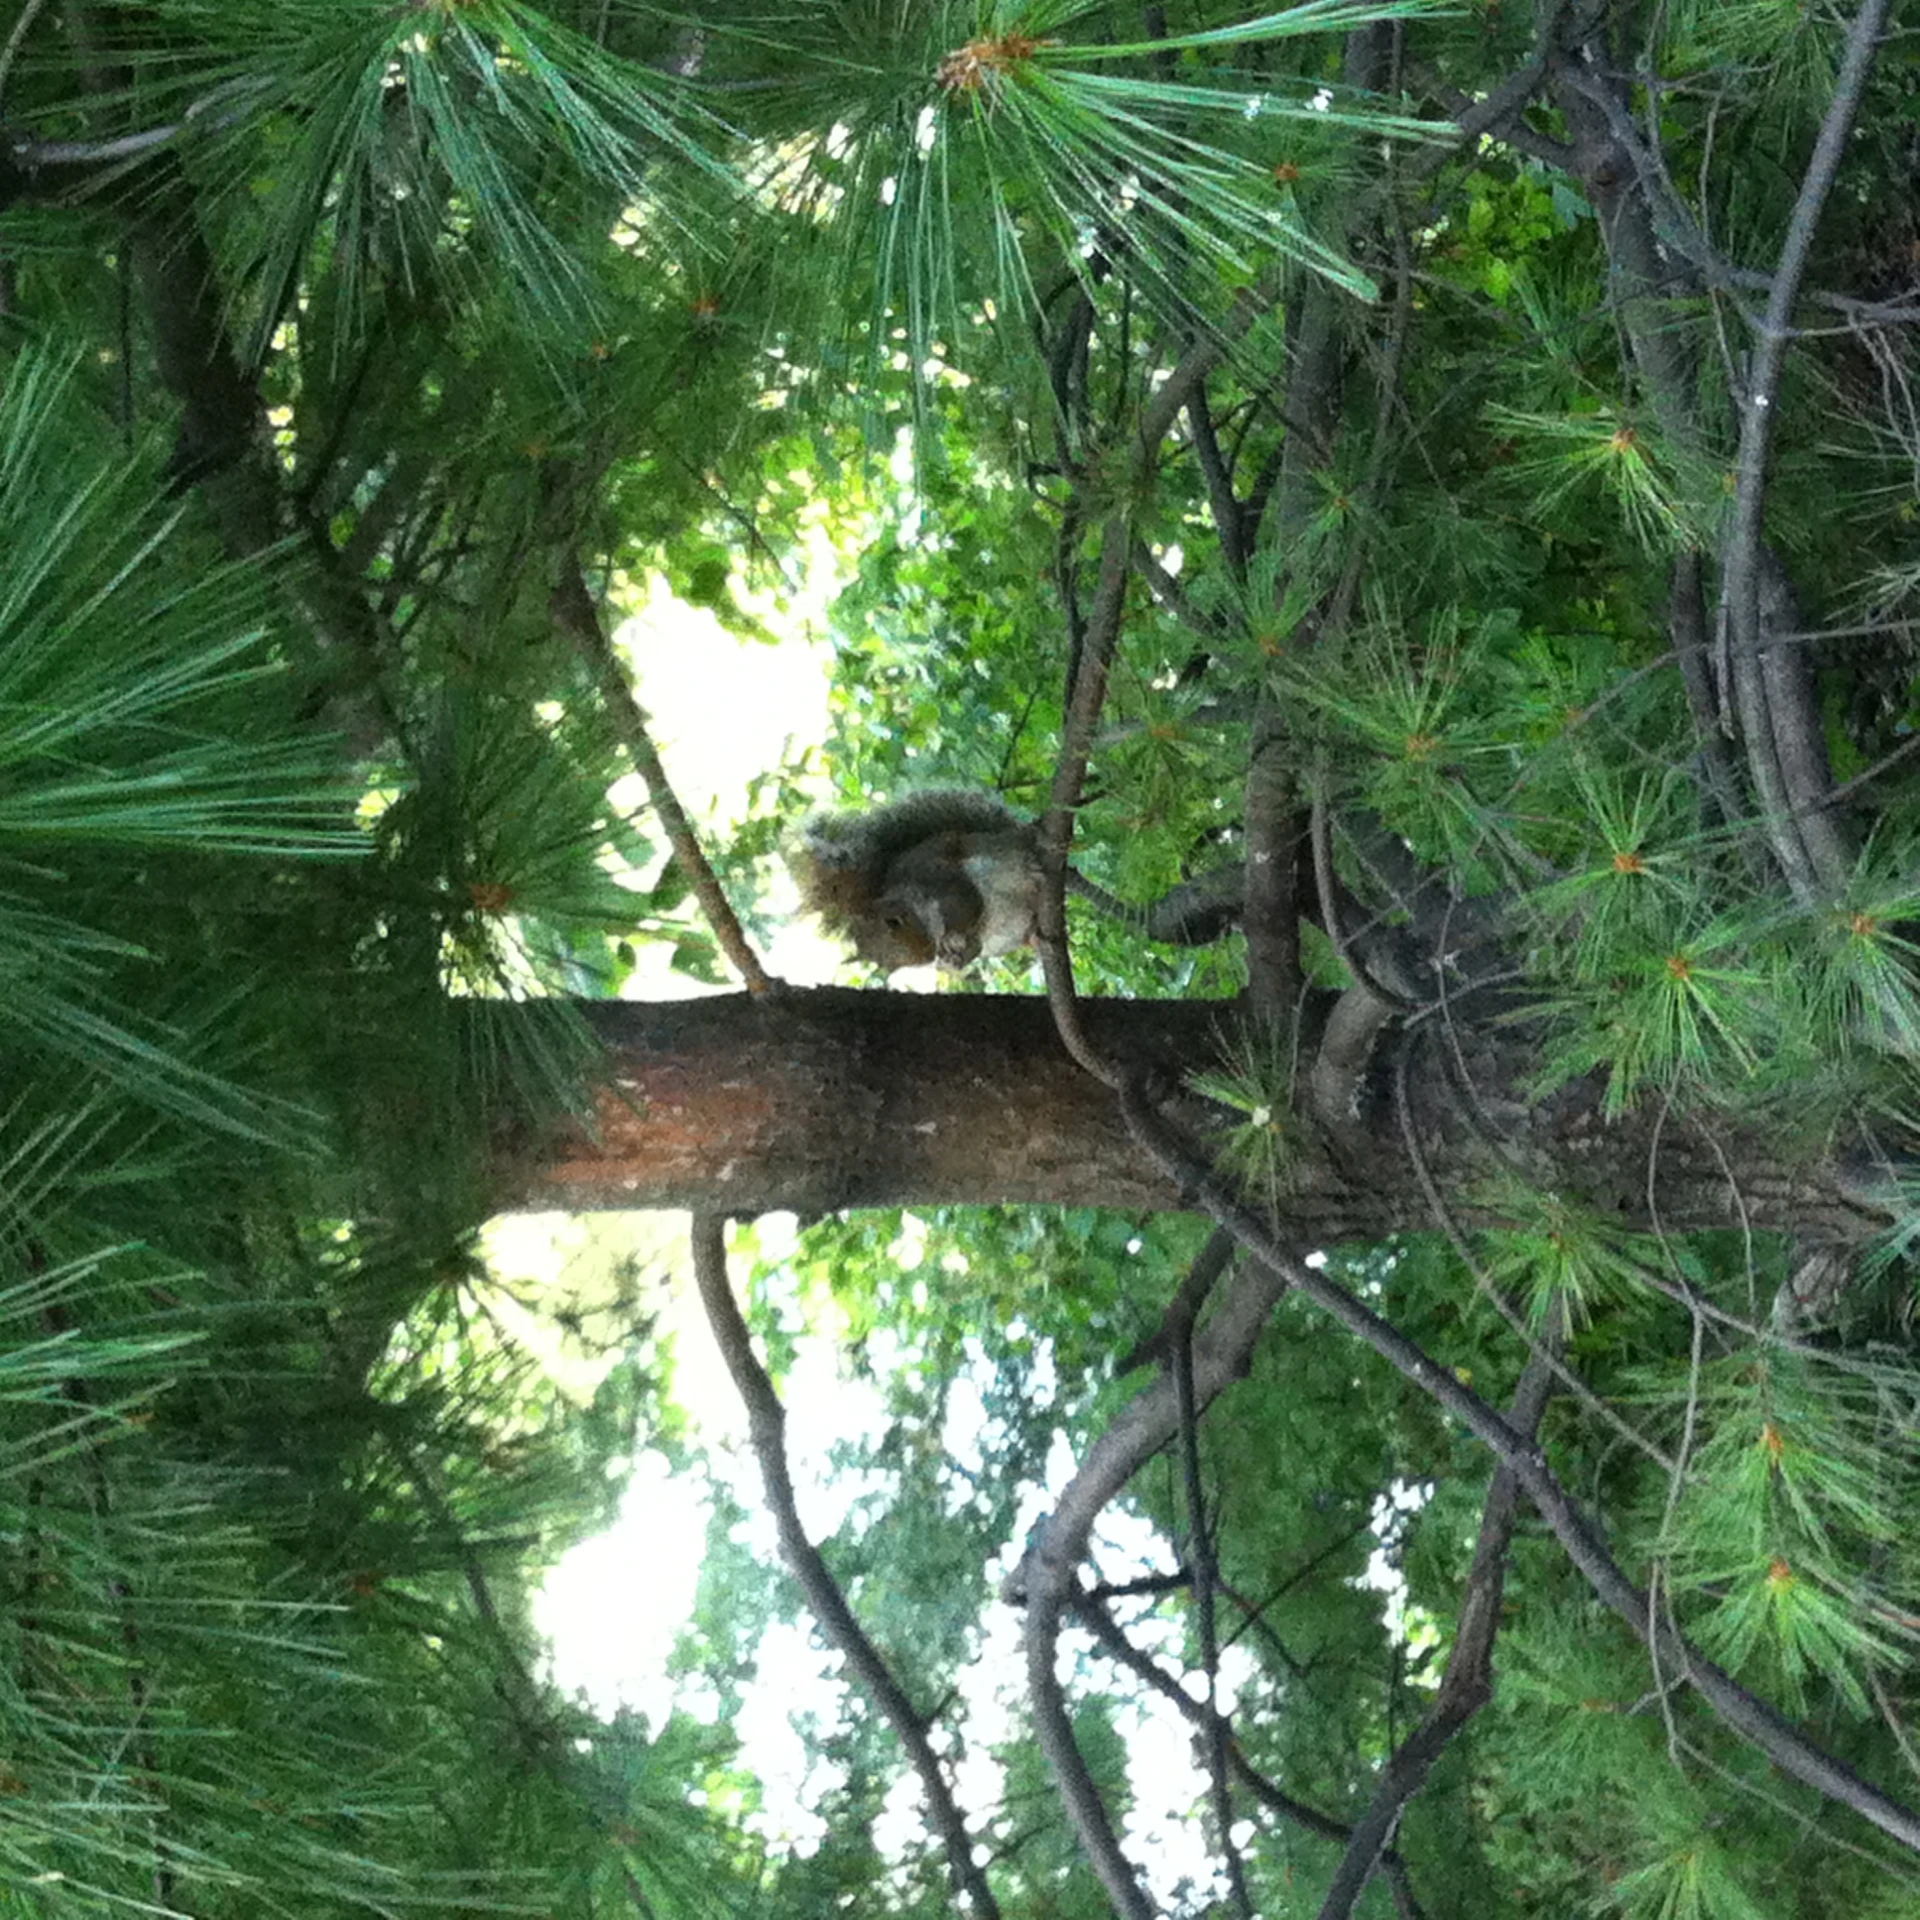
[1310,786,1424,1011]
[1306,981,1399,1142]
[1010,1243,1293,1920]
[1729,0,1893,887]
[689,1215,1002,1920]
[0,0,46,102]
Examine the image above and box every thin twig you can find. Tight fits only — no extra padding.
[1010,1237,1293,1920]
[1117,1224,1235,1376]
[552,558,776,996]
[1871,1671,1920,1792]
[1648,1089,1713,1560]
[0,0,46,101]
[690,1215,1002,1919]
[1316,1333,1557,1920]
[1171,1306,1254,1918]
[1186,390,1247,582]
[1073,1591,1429,1920]
[1132,539,1228,642]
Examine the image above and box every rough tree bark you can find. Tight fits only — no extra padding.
[500,989,1888,1248]
[508,990,1217,1214]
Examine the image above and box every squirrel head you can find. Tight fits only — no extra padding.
[850,892,942,972]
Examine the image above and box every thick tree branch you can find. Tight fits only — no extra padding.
[1240,30,1391,1031]
[49,0,415,767]
[1553,3,1887,902]
[1668,550,1747,836]
[1038,308,1261,1084]
[1243,702,1305,1024]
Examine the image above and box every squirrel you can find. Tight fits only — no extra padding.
[789,788,1249,973]
[790,790,1042,972]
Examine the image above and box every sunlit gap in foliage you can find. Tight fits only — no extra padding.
[529,1212,1262,1900]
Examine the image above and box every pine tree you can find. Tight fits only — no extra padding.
[4,0,1920,1915]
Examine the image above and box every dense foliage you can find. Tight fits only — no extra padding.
[6,0,1920,1916]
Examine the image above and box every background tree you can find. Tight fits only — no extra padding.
[4,0,1920,1916]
